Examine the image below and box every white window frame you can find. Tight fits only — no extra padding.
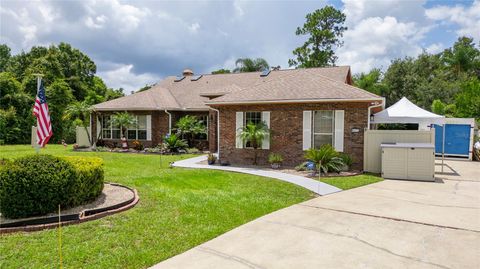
[312,110,335,149]
[243,111,262,148]
[100,114,148,140]
[127,115,147,140]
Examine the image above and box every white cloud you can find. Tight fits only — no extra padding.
[98,64,161,94]
[85,15,107,29]
[188,22,200,33]
[425,0,480,41]
[425,43,444,54]
[337,16,426,73]
[84,0,149,32]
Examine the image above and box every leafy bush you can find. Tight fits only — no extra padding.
[304,145,344,175]
[0,139,4,145]
[0,154,104,219]
[132,140,144,150]
[186,147,200,154]
[268,153,284,164]
[96,139,106,147]
[63,156,104,206]
[339,153,353,167]
[163,134,188,153]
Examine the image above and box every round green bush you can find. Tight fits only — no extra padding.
[0,154,104,219]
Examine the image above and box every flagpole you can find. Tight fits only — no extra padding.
[33,73,44,154]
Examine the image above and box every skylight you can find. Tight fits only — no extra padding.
[174,76,185,82]
[191,75,203,81]
[260,70,271,77]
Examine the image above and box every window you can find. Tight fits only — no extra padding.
[244,111,262,148]
[312,111,334,149]
[100,115,148,140]
[194,115,208,140]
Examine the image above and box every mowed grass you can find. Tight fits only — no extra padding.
[0,145,314,269]
[320,173,383,190]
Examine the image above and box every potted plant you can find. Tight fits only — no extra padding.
[268,153,283,169]
[207,153,217,165]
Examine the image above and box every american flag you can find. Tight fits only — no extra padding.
[33,81,52,147]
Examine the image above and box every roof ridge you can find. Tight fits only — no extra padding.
[149,84,181,109]
[304,69,380,98]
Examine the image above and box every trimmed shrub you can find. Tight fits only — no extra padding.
[63,156,104,206]
[0,154,104,219]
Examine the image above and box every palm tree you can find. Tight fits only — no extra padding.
[175,115,206,147]
[110,112,137,140]
[63,101,93,146]
[233,58,270,73]
[304,145,344,177]
[239,121,270,165]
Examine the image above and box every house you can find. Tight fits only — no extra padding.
[92,66,383,169]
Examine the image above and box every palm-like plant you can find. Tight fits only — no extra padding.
[304,145,344,176]
[239,121,270,165]
[233,58,270,73]
[175,115,206,147]
[63,101,93,146]
[110,112,137,139]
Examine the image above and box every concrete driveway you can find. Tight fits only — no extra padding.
[152,160,480,269]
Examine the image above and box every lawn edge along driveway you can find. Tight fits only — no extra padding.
[172,155,342,195]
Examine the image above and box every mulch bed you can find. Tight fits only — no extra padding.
[0,183,138,234]
[199,160,362,178]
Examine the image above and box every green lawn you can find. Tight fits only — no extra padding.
[0,145,314,269]
[320,173,383,190]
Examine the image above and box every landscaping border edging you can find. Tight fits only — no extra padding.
[0,184,139,234]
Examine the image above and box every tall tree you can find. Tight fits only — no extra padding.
[353,68,386,95]
[233,58,269,73]
[442,37,480,76]
[47,79,75,141]
[0,44,11,72]
[289,6,347,68]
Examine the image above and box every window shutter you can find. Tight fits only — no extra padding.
[146,115,152,141]
[334,110,344,152]
[303,111,312,150]
[235,112,243,148]
[261,111,270,149]
[96,116,101,139]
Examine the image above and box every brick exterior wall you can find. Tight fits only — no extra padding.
[92,110,210,150]
[210,102,370,170]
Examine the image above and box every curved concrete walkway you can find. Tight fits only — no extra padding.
[172,155,341,196]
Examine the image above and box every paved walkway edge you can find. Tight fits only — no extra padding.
[172,155,341,195]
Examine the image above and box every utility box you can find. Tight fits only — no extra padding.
[381,143,435,182]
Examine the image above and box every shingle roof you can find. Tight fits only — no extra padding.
[93,84,180,111]
[93,66,380,111]
[206,68,381,105]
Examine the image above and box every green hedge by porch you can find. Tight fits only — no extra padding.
[0,155,104,219]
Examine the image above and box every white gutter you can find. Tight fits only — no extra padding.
[367,97,386,130]
[205,97,384,106]
[211,108,221,158]
[164,109,172,134]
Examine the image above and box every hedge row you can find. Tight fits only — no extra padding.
[0,155,104,219]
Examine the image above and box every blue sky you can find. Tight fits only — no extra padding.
[1,0,478,93]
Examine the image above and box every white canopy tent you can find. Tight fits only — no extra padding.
[371,97,447,172]
[371,97,445,128]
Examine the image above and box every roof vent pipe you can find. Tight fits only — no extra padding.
[182,69,194,76]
